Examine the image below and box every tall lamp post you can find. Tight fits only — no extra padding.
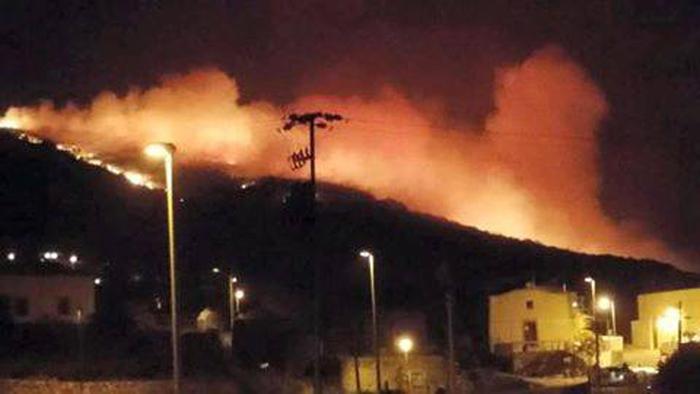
[145,143,180,394]
[584,277,596,313]
[584,276,599,385]
[212,268,238,331]
[228,276,238,331]
[360,250,381,393]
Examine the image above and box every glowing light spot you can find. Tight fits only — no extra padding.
[124,171,148,187]
[657,307,681,333]
[105,164,123,175]
[0,114,20,129]
[396,335,414,354]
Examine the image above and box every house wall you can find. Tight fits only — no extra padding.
[340,355,446,393]
[631,288,700,351]
[0,275,95,323]
[489,287,577,353]
[0,379,244,394]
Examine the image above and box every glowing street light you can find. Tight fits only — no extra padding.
[359,249,381,394]
[93,277,102,286]
[43,251,59,260]
[228,276,238,330]
[144,142,180,394]
[6,252,15,261]
[396,335,414,362]
[597,296,617,335]
[657,307,681,340]
[144,143,174,159]
[69,254,78,264]
[212,267,220,274]
[234,288,245,312]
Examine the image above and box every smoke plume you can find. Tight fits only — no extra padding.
[0,46,675,263]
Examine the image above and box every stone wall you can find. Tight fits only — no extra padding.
[0,379,238,394]
[340,354,447,393]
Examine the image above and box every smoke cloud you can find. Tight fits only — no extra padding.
[0,46,675,263]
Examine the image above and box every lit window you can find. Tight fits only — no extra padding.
[526,300,534,310]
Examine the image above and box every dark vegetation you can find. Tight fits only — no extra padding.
[656,343,700,394]
[2,130,700,378]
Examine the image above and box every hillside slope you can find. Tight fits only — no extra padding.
[1,129,698,354]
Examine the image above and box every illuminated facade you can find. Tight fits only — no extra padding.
[340,354,447,393]
[0,273,95,324]
[489,284,579,355]
[631,288,700,353]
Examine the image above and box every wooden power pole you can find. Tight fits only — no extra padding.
[281,112,343,394]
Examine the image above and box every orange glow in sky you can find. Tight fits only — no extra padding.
[0,46,677,264]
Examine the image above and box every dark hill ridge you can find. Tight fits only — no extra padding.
[1,129,699,351]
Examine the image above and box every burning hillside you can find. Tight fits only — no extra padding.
[0,46,676,264]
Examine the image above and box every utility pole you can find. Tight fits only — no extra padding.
[594,317,600,388]
[445,292,456,393]
[678,301,683,350]
[281,112,344,394]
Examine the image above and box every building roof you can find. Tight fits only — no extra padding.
[638,287,700,298]
[491,283,572,297]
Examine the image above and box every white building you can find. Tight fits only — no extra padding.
[0,271,96,323]
[631,287,700,353]
[489,283,579,355]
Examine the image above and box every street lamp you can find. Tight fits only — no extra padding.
[234,288,245,314]
[212,269,238,331]
[584,277,596,313]
[585,276,600,385]
[597,296,617,336]
[145,142,180,394]
[396,335,414,363]
[228,276,238,331]
[359,249,381,394]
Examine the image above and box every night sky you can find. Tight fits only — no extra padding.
[1,0,699,269]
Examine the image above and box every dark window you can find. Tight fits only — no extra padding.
[523,320,538,342]
[0,295,10,319]
[526,300,534,309]
[14,298,28,317]
[57,297,70,316]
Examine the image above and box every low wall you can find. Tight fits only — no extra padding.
[0,379,238,394]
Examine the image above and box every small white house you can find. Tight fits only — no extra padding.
[489,283,579,355]
[0,272,96,324]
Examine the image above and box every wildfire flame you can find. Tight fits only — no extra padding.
[1,128,159,189]
[0,46,679,264]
